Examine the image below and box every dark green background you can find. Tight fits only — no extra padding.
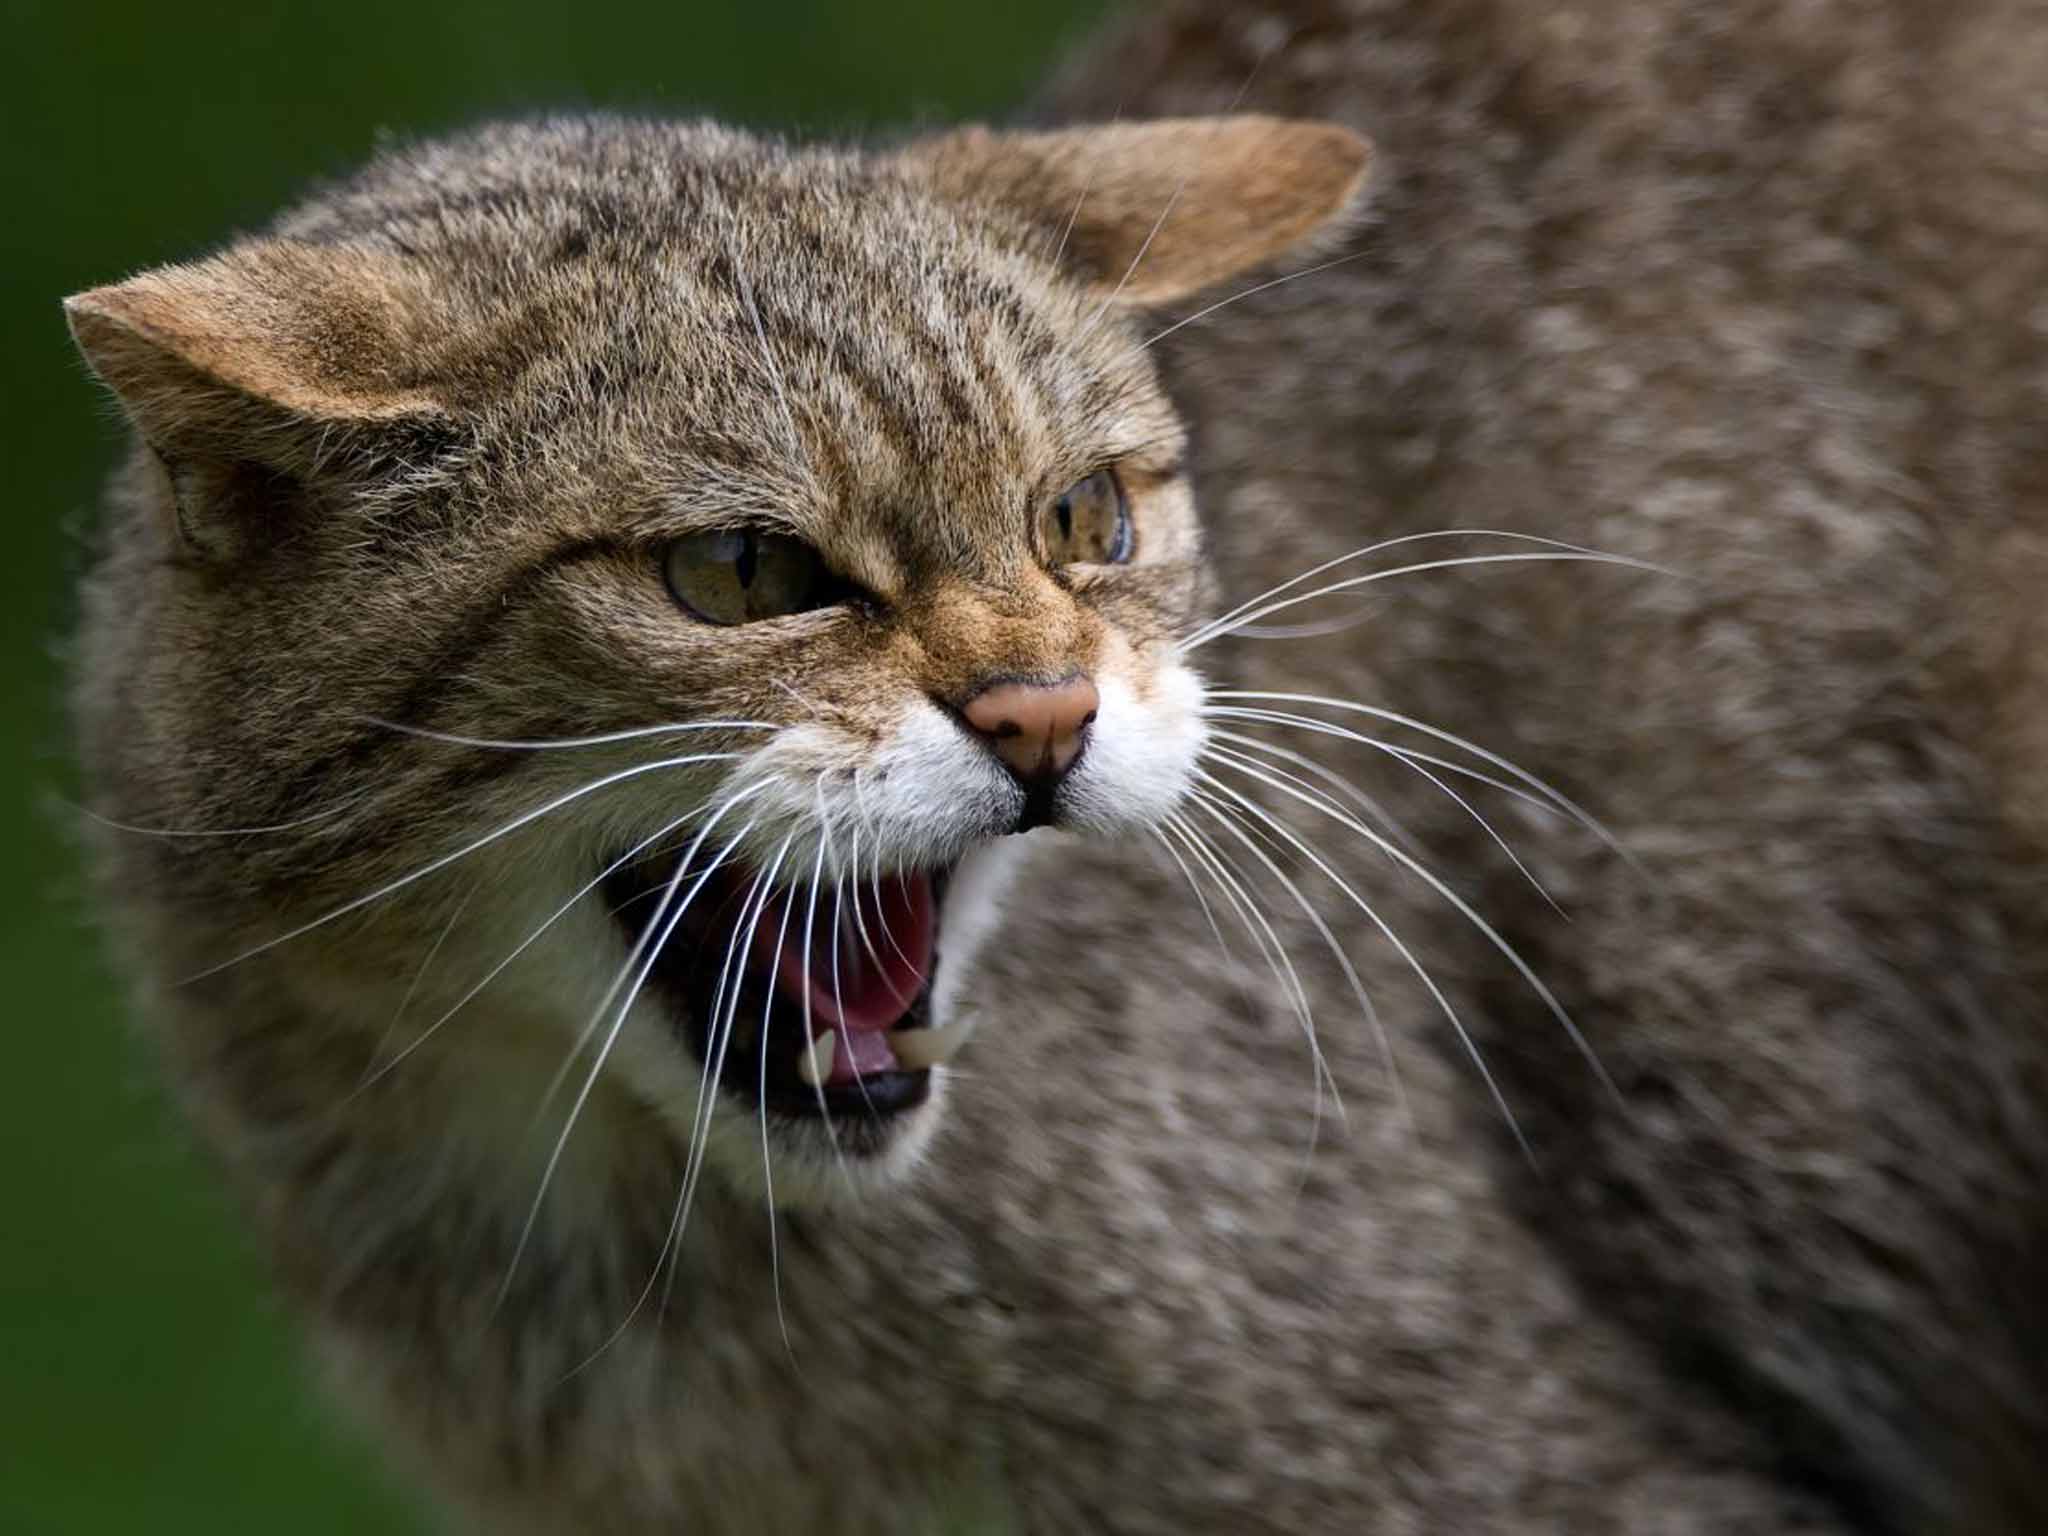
[4,3,1103,1527]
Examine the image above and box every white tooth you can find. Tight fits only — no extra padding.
[889,1021,969,1070]
[796,1031,838,1087]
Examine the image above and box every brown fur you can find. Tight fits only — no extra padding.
[64,1,2048,1532]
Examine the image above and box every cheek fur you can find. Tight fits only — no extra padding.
[1058,662,1207,835]
[737,705,1021,872]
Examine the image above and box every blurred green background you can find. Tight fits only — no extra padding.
[3,2,1103,1527]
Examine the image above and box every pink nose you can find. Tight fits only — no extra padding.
[960,675,1100,784]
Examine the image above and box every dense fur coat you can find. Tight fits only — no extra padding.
[68,0,2048,1531]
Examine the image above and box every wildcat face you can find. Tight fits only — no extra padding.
[68,116,1366,1200]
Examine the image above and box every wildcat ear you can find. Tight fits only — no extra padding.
[901,115,1372,307]
[64,239,450,461]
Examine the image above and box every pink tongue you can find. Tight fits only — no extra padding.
[763,873,934,1083]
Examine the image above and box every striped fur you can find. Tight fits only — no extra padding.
[64,3,2048,1531]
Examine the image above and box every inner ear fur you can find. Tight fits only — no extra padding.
[903,115,1373,306]
[64,239,450,467]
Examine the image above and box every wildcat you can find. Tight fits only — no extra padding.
[64,0,2048,1531]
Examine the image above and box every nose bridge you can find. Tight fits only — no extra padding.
[908,577,1098,706]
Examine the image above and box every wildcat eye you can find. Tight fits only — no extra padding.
[663,529,829,624]
[1042,469,1132,566]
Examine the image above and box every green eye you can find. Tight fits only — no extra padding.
[663,530,829,624]
[1042,469,1132,566]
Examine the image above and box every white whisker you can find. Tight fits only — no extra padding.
[1204,692,1623,857]
[1080,63,1264,335]
[800,794,865,1143]
[1210,733,1562,917]
[530,786,772,1126]
[813,788,879,1128]
[673,837,795,1265]
[360,718,780,752]
[347,802,727,1103]
[180,750,745,985]
[1208,706,1567,826]
[1187,769,1533,1164]
[1187,786,1409,1122]
[1204,727,1413,854]
[1161,812,1339,1123]
[1139,251,1368,351]
[64,796,357,840]
[759,880,802,1359]
[499,793,770,1309]
[360,883,474,1087]
[564,855,786,1382]
[1186,551,1665,653]
[1146,828,1258,1028]
[1183,792,1406,1130]
[1207,745,1625,1102]
[1183,529,1615,651]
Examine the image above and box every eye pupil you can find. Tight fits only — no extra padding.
[663,529,830,624]
[1042,469,1131,567]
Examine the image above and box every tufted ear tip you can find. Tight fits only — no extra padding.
[902,114,1375,308]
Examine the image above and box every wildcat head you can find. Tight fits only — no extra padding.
[66,115,1368,1201]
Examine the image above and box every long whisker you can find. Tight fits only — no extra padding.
[180,751,744,984]
[1229,606,1387,642]
[1206,706,1567,825]
[1186,552,1666,652]
[1139,250,1368,351]
[347,802,725,1103]
[61,796,357,840]
[529,784,774,1126]
[1182,791,1405,1128]
[1080,58,1268,334]
[565,857,788,1381]
[813,787,880,1126]
[361,718,781,752]
[360,884,475,1086]
[1203,727,1413,854]
[1204,750,1624,1105]
[1210,733,1562,917]
[1149,825,1356,1130]
[673,837,795,1262]
[653,858,780,1325]
[1050,126,1107,271]
[1183,529,1614,651]
[1170,810,1339,1175]
[657,867,779,1325]
[843,818,885,979]
[1146,827,1259,1027]
[798,800,860,1147]
[1204,691,1621,855]
[760,880,803,1358]
[1187,769,1533,1163]
[846,771,894,976]
[501,812,765,1311]
[1161,812,1339,1120]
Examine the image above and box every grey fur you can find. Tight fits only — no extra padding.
[65,1,2048,1532]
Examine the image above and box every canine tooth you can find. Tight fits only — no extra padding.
[890,1022,968,1070]
[796,1031,837,1087]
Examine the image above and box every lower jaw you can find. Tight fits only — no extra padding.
[689,970,935,1123]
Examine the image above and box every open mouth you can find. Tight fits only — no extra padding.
[601,849,959,1123]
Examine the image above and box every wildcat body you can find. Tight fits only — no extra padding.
[66,2,2048,1535]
